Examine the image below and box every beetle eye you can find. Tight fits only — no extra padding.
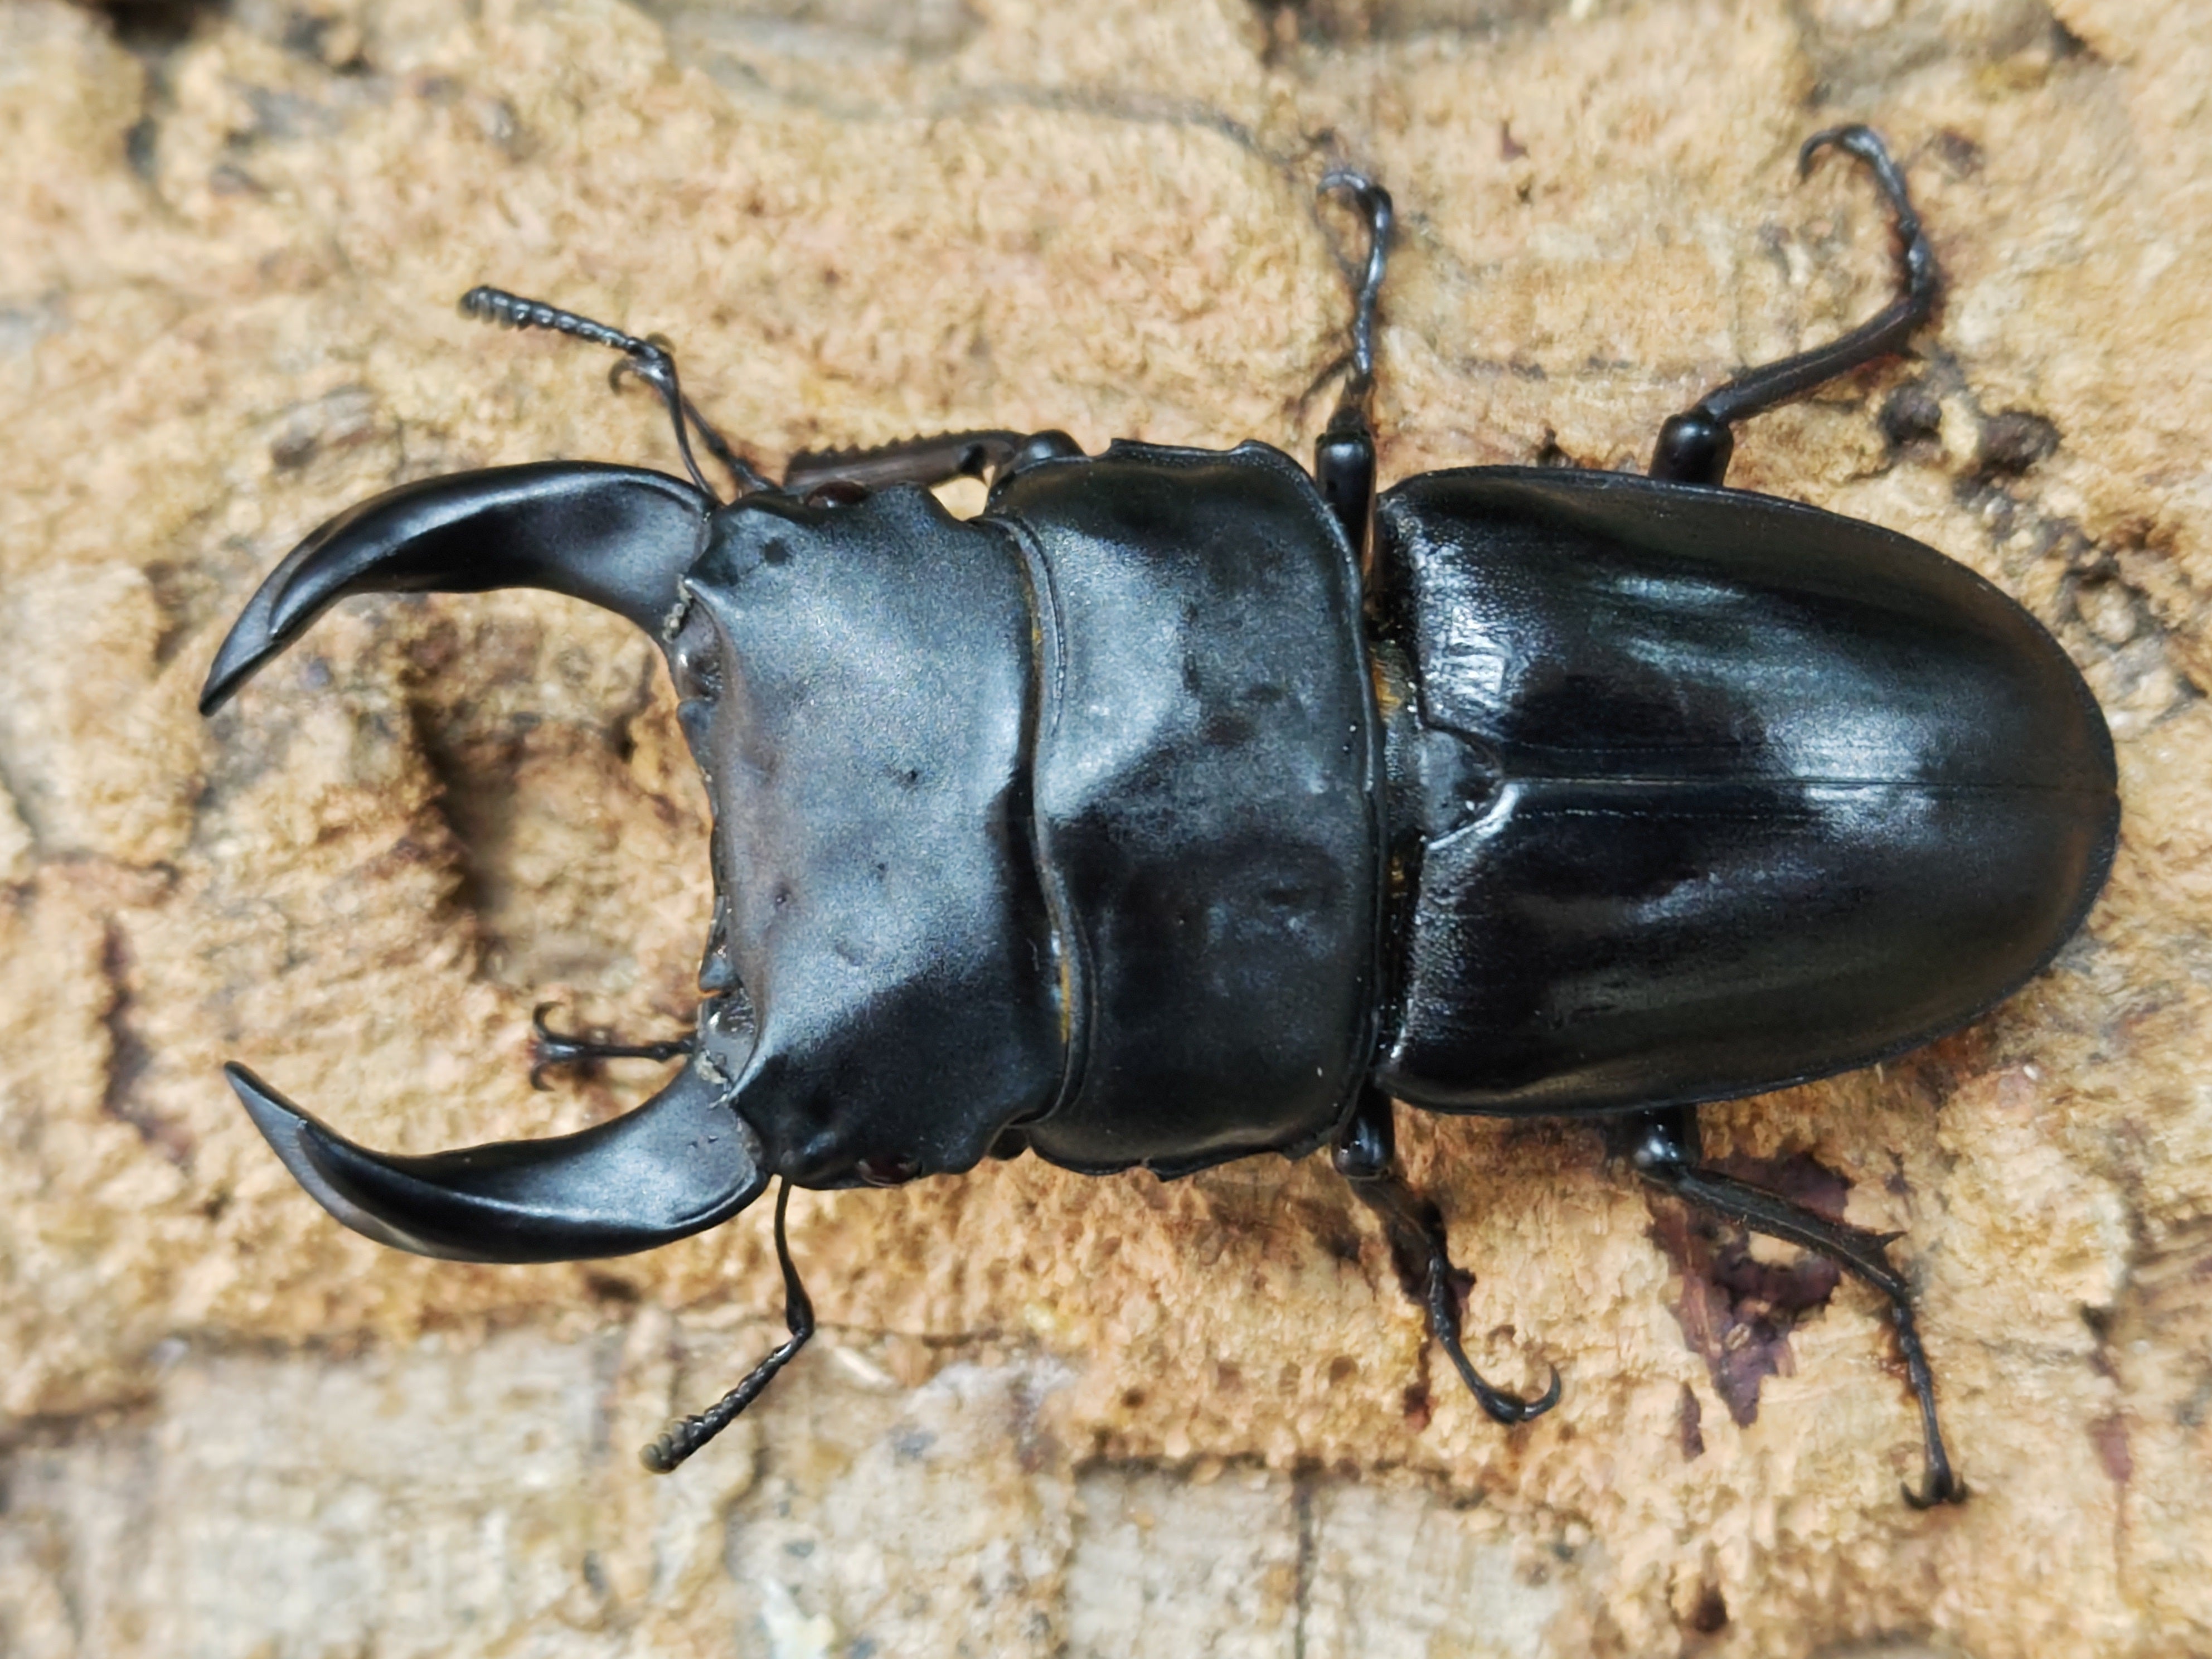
[672,642,724,701]
[804,479,870,509]
[857,1154,918,1187]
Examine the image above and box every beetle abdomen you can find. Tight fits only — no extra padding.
[1372,468,2118,1115]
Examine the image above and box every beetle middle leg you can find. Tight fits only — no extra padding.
[1334,1087,1560,1424]
[642,1178,815,1472]
[1314,171,1393,560]
[1613,1103,1967,1507]
[1648,125,1940,486]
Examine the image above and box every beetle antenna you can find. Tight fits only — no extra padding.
[619,355,778,501]
[642,1180,815,1473]
[459,287,773,500]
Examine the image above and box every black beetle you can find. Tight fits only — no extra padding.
[200,128,2116,1502]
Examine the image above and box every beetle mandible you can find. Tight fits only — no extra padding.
[200,128,2117,1503]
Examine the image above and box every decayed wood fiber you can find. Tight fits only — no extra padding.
[1,0,2208,1653]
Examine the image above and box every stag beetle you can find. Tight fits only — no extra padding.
[201,128,2116,1503]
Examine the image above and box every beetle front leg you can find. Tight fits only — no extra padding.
[1335,1088,1560,1425]
[527,1003,696,1090]
[1614,1104,1966,1507]
[1648,125,1940,486]
[780,428,1081,496]
[643,1180,815,1472]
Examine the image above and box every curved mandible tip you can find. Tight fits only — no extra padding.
[200,462,712,715]
[225,1057,767,1262]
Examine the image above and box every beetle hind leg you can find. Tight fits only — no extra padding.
[1335,1089,1560,1425]
[1648,125,1940,486]
[1616,1104,1966,1507]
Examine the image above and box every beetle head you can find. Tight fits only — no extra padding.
[202,462,783,1261]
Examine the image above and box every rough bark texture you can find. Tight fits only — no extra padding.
[2,0,2208,1654]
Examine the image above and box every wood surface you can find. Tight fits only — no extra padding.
[1,0,2206,1653]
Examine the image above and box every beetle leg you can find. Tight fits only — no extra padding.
[1648,125,1941,486]
[459,285,773,499]
[1616,1104,1967,1507]
[643,1179,815,1473]
[1315,172,1394,564]
[1335,1089,1560,1425]
[527,1002,696,1091]
[780,429,1080,496]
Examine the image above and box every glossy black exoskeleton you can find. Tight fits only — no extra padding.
[200,129,2116,1502]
